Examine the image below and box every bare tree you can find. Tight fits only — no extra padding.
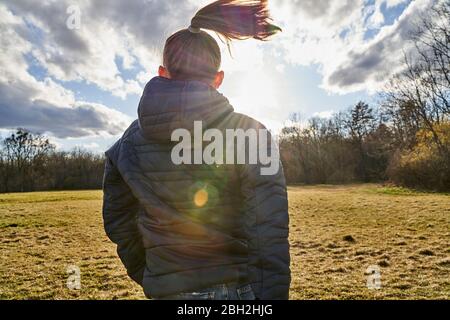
[346,101,375,181]
[2,129,54,192]
[383,1,450,155]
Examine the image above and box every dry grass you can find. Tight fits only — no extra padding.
[288,184,450,300]
[0,185,448,300]
[0,191,143,300]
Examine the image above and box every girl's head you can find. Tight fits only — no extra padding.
[159,0,281,88]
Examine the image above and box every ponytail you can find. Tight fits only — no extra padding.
[163,0,280,82]
[190,0,281,42]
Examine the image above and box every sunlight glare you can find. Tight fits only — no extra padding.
[194,189,209,208]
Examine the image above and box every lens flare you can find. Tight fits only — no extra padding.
[194,189,209,207]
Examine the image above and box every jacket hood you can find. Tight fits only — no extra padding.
[138,77,234,142]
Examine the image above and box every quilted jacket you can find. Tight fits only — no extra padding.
[102,77,290,299]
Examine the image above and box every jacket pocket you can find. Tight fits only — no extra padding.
[237,284,256,300]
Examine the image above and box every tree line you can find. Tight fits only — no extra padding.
[279,2,450,191]
[0,129,104,193]
[0,2,448,193]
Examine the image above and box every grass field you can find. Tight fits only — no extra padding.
[0,185,448,300]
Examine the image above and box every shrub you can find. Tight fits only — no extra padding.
[387,123,450,191]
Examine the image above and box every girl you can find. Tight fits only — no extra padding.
[103,0,290,300]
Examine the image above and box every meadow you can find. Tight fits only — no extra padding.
[0,185,448,300]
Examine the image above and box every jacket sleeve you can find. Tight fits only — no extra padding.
[239,134,291,300]
[102,143,145,286]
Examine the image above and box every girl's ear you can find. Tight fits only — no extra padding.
[158,66,171,78]
[213,71,224,89]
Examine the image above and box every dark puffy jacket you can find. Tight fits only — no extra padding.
[102,77,290,299]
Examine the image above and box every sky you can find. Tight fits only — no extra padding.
[0,0,438,152]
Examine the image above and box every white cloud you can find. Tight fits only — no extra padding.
[270,0,436,94]
[313,110,335,119]
[326,0,434,93]
[0,4,131,138]
[80,142,100,150]
[2,0,206,99]
[0,0,439,140]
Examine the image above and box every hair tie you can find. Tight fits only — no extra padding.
[188,26,201,34]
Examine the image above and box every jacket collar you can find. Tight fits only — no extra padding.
[138,77,234,142]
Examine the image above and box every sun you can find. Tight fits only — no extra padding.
[233,69,279,118]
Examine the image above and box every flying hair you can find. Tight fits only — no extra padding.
[163,0,281,82]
